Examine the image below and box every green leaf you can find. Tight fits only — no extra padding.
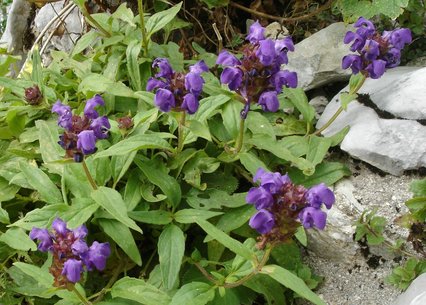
[158,224,185,290]
[111,151,137,187]
[13,262,53,287]
[295,226,308,246]
[410,178,426,197]
[244,274,285,305]
[126,40,142,91]
[200,0,229,9]
[0,227,36,251]
[170,282,216,305]
[239,152,269,176]
[60,198,98,228]
[91,187,142,233]
[221,100,241,138]
[95,134,172,158]
[31,49,43,85]
[124,171,142,211]
[135,157,181,208]
[306,135,332,167]
[79,73,136,97]
[246,112,275,139]
[0,176,19,202]
[146,2,183,38]
[11,204,68,230]
[405,197,426,222]
[196,219,254,261]
[72,30,99,56]
[340,92,358,109]
[260,264,326,305]
[186,189,247,210]
[19,161,63,204]
[174,209,223,224]
[129,210,173,225]
[187,119,212,141]
[0,203,10,224]
[36,120,63,167]
[337,0,410,21]
[289,161,351,187]
[99,218,142,265]
[284,88,315,123]
[191,95,230,122]
[112,3,136,26]
[111,277,171,305]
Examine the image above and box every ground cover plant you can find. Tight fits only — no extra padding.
[0,1,424,304]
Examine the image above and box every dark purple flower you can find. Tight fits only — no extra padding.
[275,37,295,53]
[254,168,290,194]
[29,228,53,252]
[365,59,386,79]
[84,95,105,120]
[220,67,243,91]
[256,39,276,66]
[272,70,298,92]
[52,218,68,236]
[62,259,83,283]
[72,239,89,256]
[299,207,327,230]
[185,72,204,95]
[342,55,362,74]
[362,39,380,61]
[354,17,376,37]
[384,28,412,49]
[306,183,335,209]
[217,50,241,66]
[77,130,97,154]
[246,21,265,44]
[153,58,174,79]
[90,116,110,139]
[146,78,168,91]
[189,60,209,74]
[249,209,275,234]
[181,93,199,114]
[25,85,42,105]
[258,91,279,112]
[52,101,72,130]
[154,88,175,112]
[73,225,88,239]
[246,186,274,209]
[383,48,401,68]
[86,241,110,271]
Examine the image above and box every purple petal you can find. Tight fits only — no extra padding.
[272,70,298,92]
[153,58,174,79]
[246,186,274,210]
[342,55,362,74]
[72,239,89,256]
[362,39,380,61]
[246,21,265,44]
[383,48,401,68]
[86,241,110,271]
[387,28,412,49]
[181,93,199,114]
[154,89,175,112]
[275,36,295,53]
[62,259,83,283]
[365,59,386,79]
[258,91,279,112]
[29,228,53,252]
[90,116,110,139]
[253,168,267,183]
[306,183,335,209]
[343,31,356,44]
[354,17,376,37]
[52,218,68,236]
[84,95,105,120]
[256,39,276,66]
[185,72,204,95]
[52,101,72,130]
[220,67,243,91]
[216,50,241,66]
[299,207,327,230]
[77,130,97,155]
[146,78,168,91]
[249,209,275,234]
[189,60,209,74]
[73,225,88,239]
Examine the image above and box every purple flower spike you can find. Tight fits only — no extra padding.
[29,228,53,252]
[84,95,105,119]
[220,67,243,91]
[306,183,335,209]
[185,72,204,95]
[365,59,386,79]
[342,55,362,74]
[247,186,274,210]
[272,70,298,92]
[90,116,110,139]
[181,93,199,114]
[52,218,68,236]
[77,130,97,155]
[258,91,279,112]
[153,58,174,79]
[387,28,412,49]
[362,40,380,61]
[52,101,72,130]
[256,39,276,66]
[249,209,275,234]
[86,241,110,271]
[299,207,327,230]
[154,88,176,112]
[146,78,168,91]
[246,21,265,44]
[62,259,83,283]
[216,50,241,66]
[189,60,209,74]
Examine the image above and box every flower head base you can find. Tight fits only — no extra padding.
[246,168,335,249]
[146,59,208,114]
[216,21,297,118]
[52,95,110,162]
[342,17,412,79]
[29,218,110,287]
[25,85,43,105]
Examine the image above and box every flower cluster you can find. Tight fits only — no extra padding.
[30,218,110,286]
[25,85,43,105]
[52,95,110,162]
[247,168,334,248]
[342,17,412,79]
[216,21,297,118]
[146,59,208,114]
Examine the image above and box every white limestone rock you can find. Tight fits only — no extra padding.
[0,0,31,53]
[392,273,426,305]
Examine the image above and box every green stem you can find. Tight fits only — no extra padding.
[177,111,186,154]
[72,286,92,305]
[234,117,245,154]
[90,260,124,303]
[80,7,111,37]
[82,159,98,190]
[138,0,149,56]
[313,75,366,136]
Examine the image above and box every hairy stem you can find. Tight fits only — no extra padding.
[234,118,245,154]
[82,160,98,190]
[177,111,186,154]
[72,286,92,305]
[138,0,149,56]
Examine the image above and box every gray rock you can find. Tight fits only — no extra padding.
[265,22,289,39]
[286,22,354,90]
[309,95,328,118]
[392,273,426,305]
[316,67,426,175]
[0,0,31,53]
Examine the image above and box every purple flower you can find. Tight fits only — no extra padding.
[84,95,105,119]
[254,168,289,194]
[154,89,176,112]
[258,91,279,112]
[306,183,335,209]
[220,67,243,91]
[153,58,174,79]
[247,186,274,209]
[52,101,72,130]
[72,239,89,256]
[272,70,298,92]
[342,55,362,74]
[256,39,276,66]
[185,72,204,95]
[62,259,83,283]
[362,39,380,61]
[344,31,366,52]
[217,50,241,66]
[189,60,209,74]
[29,228,53,252]
[73,225,88,239]
[383,48,401,68]
[299,207,327,230]
[146,78,168,91]
[86,241,110,271]
[246,21,265,44]
[90,116,110,139]
[52,218,68,236]
[274,37,295,64]
[365,59,386,79]
[249,209,275,234]
[354,17,376,37]
[181,93,199,114]
[77,130,97,154]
